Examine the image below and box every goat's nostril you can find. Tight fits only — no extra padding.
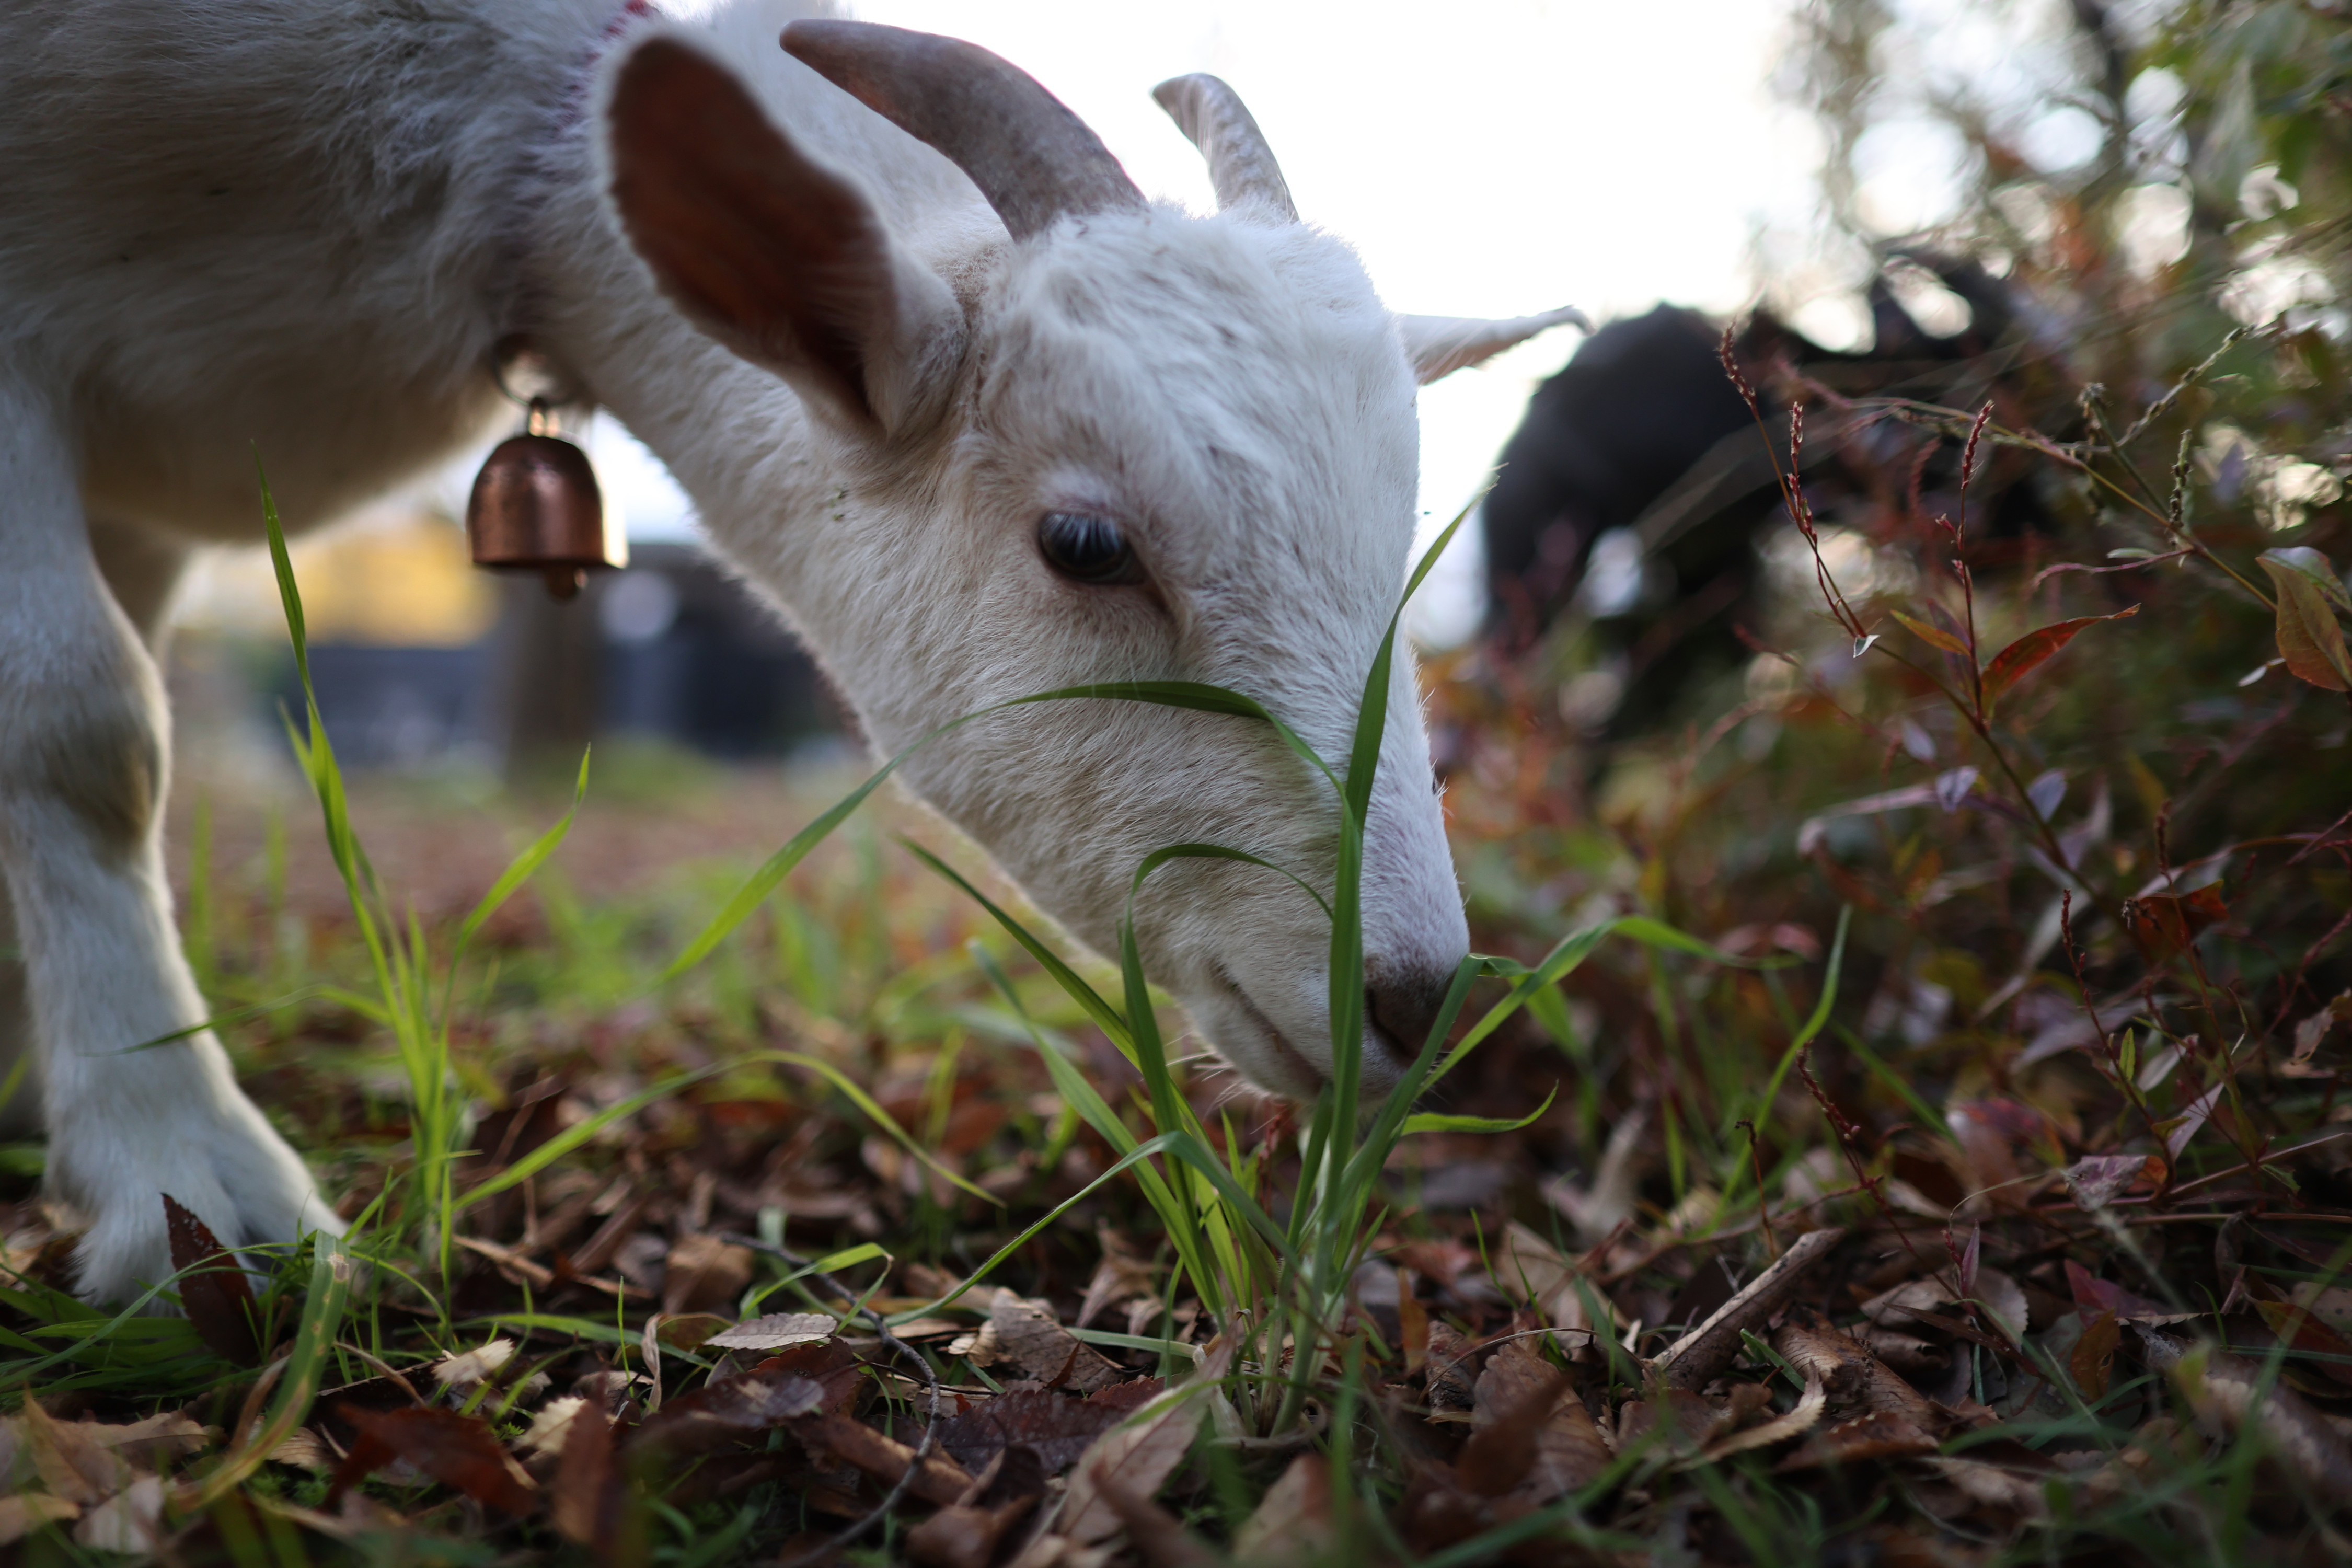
[1365,976,1451,1060]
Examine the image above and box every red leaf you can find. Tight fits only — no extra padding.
[1980,605,2139,710]
[2120,884,2227,965]
[2063,1260,2182,1323]
[163,1194,259,1365]
[328,1404,538,1515]
[2258,551,2352,691]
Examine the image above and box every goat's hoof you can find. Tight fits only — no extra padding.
[52,1139,344,1312]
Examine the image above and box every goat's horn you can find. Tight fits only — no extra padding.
[1151,74,1297,222]
[782,19,1145,242]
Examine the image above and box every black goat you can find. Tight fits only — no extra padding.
[1481,262,2026,732]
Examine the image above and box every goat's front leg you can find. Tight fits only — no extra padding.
[0,374,340,1305]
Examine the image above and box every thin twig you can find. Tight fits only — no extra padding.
[1653,1228,1843,1389]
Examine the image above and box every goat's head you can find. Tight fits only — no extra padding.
[602,22,1577,1099]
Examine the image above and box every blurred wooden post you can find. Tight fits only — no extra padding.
[490,572,602,779]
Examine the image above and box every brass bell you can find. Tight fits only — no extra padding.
[466,400,628,600]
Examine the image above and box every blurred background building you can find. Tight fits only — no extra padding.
[167,468,845,782]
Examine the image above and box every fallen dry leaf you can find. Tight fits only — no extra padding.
[626,1368,826,1463]
[2251,1295,2352,1388]
[72,1409,214,1467]
[1055,1335,1236,1547]
[1617,1387,1722,1460]
[1860,1265,2028,1341]
[707,1310,837,1351]
[1546,1108,1648,1244]
[1092,1468,1224,1568]
[2060,1154,2161,1210]
[1699,1375,1828,1461]
[0,1494,80,1548]
[329,1404,538,1515]
[1492,1221,1616,1340]
[905,1493,1041,1568]
[984,1291,1126,1393]
[794,1411,976,1506]
[1076,1230,1158,1330]
[1773,1306,1942,1428]
[662,1233,755,1316]
[431,1336,517,1395]
[1422,1320,1477,1410]
[266,1427,337,1472]
[21,1400,136,1506]
[1778,1410,1941,1470]
[1005,1534,1119,1568]
[2065,1261,2194,1325]
[1461,1339,1609,1502]
[1233,1452,1332,1563]
[551,1400,617,1547]
[518,1397,588,1462]
[2072,1310,2123,1402]
[936,1386,1155,1474]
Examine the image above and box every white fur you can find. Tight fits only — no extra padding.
[0,0,1571,1304]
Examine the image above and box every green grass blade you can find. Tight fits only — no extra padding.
[111,987,331,1055]
[256,452,312,696]
[455,1064,732,1207]
[907,844,1130,1048]
[1117,915,1215,1300]
[970,946,1140,1158]
[1740,905,1851,1135]
[1129,843,1331,921]
[1005,681,1335,794]
[1838,1025,1960,1147]
[663,762,907,979]
[1155,1131,1294,1259]
[471,1312,644,1348]
[1434,915,1757,1088]
[1400,1082,1558,1136]
[891,1131,1197,1321]
[759,1050,1000,1206]
[1338,952,1485,1197]
[970,944,1221,1300]
[452,747,591,966]
[184,1233,353,1508]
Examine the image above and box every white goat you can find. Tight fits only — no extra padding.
[0,0,1577,1304]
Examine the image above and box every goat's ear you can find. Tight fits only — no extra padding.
[1396,306,1590,385]
[606,35,962,433]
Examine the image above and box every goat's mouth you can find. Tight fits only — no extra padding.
[1206,967,1406,1102]
[1213,975,1320,1100]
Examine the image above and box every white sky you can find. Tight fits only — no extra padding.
[589,0,1829,642]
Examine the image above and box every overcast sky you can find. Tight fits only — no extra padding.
[593,0,1828,641]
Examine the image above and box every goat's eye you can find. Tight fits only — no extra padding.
[1037,511,1143,586]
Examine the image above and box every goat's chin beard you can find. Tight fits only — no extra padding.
[1186,970,1408,1105]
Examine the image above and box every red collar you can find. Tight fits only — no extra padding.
[604,0,658,42]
